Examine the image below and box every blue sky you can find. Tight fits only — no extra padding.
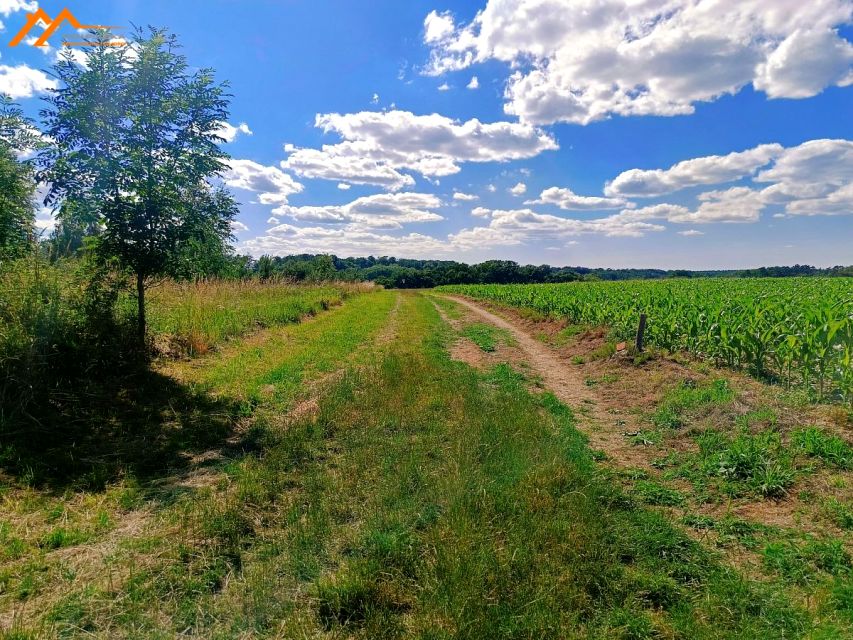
[2,0,852,268]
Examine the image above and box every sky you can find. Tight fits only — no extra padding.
[1,0,852,269]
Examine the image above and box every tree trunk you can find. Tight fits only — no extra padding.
[136,271,146,341]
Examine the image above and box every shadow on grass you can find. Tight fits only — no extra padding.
[0,366,251,493]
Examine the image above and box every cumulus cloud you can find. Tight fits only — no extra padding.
[337,183,351,190]
[438,82,451,91]
[0,64,57,99]
[223,159,303,205]
[272,192,444,230]
[241,224,452,259]
[231,220,250,233]
[462,207,666,240]
[423,0,853,125]
[605,144,783,197]
[756,140,852,215]
[281,110,557,190]
[238,205,664,258]
[467,75,479,89]
[618,190,767,224]
[678,229,704,236]
[509,182,526,196]
[453,191,478,201]
[424,10,456,43]
[215,121,252,143]
[528,186,629,210]
[603,137,852,223]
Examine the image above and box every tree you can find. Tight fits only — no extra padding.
[39,29,236,338]
[0,96,41,262]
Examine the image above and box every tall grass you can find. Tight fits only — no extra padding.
[0,258,133,416]
[146,279,375,356]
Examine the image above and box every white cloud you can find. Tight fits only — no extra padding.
[33,208,56,234]
[755,139,852,193]
[677,188,767,223]
[337,183,351,190]
[242,224,451,259]
[605,144,783,197]
[678,229,704,236]
[455,207,666,245]
[266,216,280,225]
[603,138,853,223]
[467,75,479,89]
[624,188,767,224]
[423,0,853,125]
[0,64,57,99]
[486,184,496,192]
[215,121,252,143]
[755,28,853,99]
[452,191,478,201]
[785,182,853,216]
[754,138,852,216]
[0,0,36,20]
[223,159,303,205]
[424,10,456,43]
[528,186,628,210]
[371,93,380,104]
[231,220,250,233]
[272,192,444,230]
[509,182,527,196]
[438,82,451,91]
[282,110,557,190]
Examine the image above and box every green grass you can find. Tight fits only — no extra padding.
[3,288,848,637]
[791,427,853,469]
[652,378,735,429]
[460,321,513,352]
[147,279,373,356]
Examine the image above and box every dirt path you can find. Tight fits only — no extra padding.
[441,295,648,467]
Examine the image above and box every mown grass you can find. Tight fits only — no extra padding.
[460,321,513,352]
[0,289,398,636]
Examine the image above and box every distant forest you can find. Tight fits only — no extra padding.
[228,254,853,288]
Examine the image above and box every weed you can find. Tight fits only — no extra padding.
[763,538,851,588]
[792,427,852,469]
[695,428,794,498]
[633,480,685,506]
[822,498,853,530]
[653,378,734,429]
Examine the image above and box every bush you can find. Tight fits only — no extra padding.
[0,257,136,422]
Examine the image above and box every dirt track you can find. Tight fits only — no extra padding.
[441,295,648,466]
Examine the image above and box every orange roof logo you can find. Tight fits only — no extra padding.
[9,7,125,47]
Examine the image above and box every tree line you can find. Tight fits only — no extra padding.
[211,254,853,288]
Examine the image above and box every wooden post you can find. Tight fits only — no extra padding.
[635,313,647,352]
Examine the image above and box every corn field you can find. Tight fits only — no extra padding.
[438,278,853,403]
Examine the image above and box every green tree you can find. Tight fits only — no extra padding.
[39,29,236,338]
[0,95,42,262]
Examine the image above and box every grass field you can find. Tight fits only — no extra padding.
[1,283,851,638]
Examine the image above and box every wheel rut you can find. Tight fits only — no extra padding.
[441,294,649,467]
